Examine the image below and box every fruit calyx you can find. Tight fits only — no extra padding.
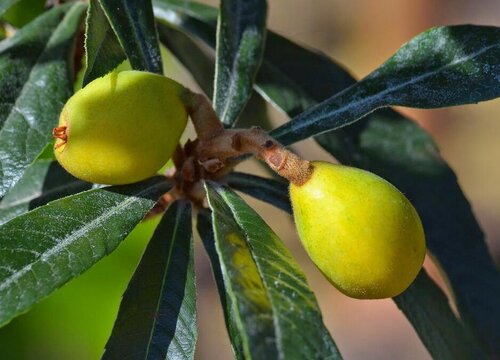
[52,125,67,149]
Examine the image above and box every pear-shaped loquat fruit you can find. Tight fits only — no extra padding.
[290,161,426,299]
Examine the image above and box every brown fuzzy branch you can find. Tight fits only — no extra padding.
[182,90,313,186]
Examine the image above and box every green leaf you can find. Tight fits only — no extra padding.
[271,25,500,145]
[197,209,245,360]
[157,24,215,96]
[0,3,87,198]
[226,172,291,213]
[395,270,484,360]
[0,0,20,17]
[98,0,162,73]
[1,0,46,28]
[83,0,127,86]
[35,140,56,161]
[213,0,267,126]
[0,176,170,327]
[205,181,342,360]
[236,94,273,131]
[153,0,217,24]
[256,32,353,117]
[0,160,91,225]
[103,200,196,360]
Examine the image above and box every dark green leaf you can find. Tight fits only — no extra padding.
[35,140,56,161]
[154,5,499,131]
[83,0,127,86]
[395,270,484,360]
[235,92,272,131]
[104,200,196,360]
[271,25,500,145]
[0,176,170,327]
[98,0,162,73]
[153,0,217,24]
[197,209,245,360]
[0,3,87,198]
[226,172,290,213]
[153,0,217,64]
[0,160,91,225]
[256,32,354,117]
[0,0,20,17]
[205,181,342,360]
[1,0,45,28]
[157,24,215,96]
[213,0,267,126]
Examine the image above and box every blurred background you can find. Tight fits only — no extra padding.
[0,0,499,359]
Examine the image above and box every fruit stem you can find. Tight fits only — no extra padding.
[184,91,313,186]
[181,90,224,140]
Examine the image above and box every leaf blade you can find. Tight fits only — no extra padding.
[83,0,127,86]
[226,172,291,213]
[270,25,500,144]
[103,200,196,360]
[157,24,215,96]
[0,0,20,17]
[153,0,218,24]
[0,3,87,198]
[213,0,267,126]
[0,176,170,326]
[205,181,342,359]
[197,210,245,360]
[98,0,162,73]
[0,160,92,225]
[395,270,484,360]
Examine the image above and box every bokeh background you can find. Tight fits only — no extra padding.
[1,0,499,359]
